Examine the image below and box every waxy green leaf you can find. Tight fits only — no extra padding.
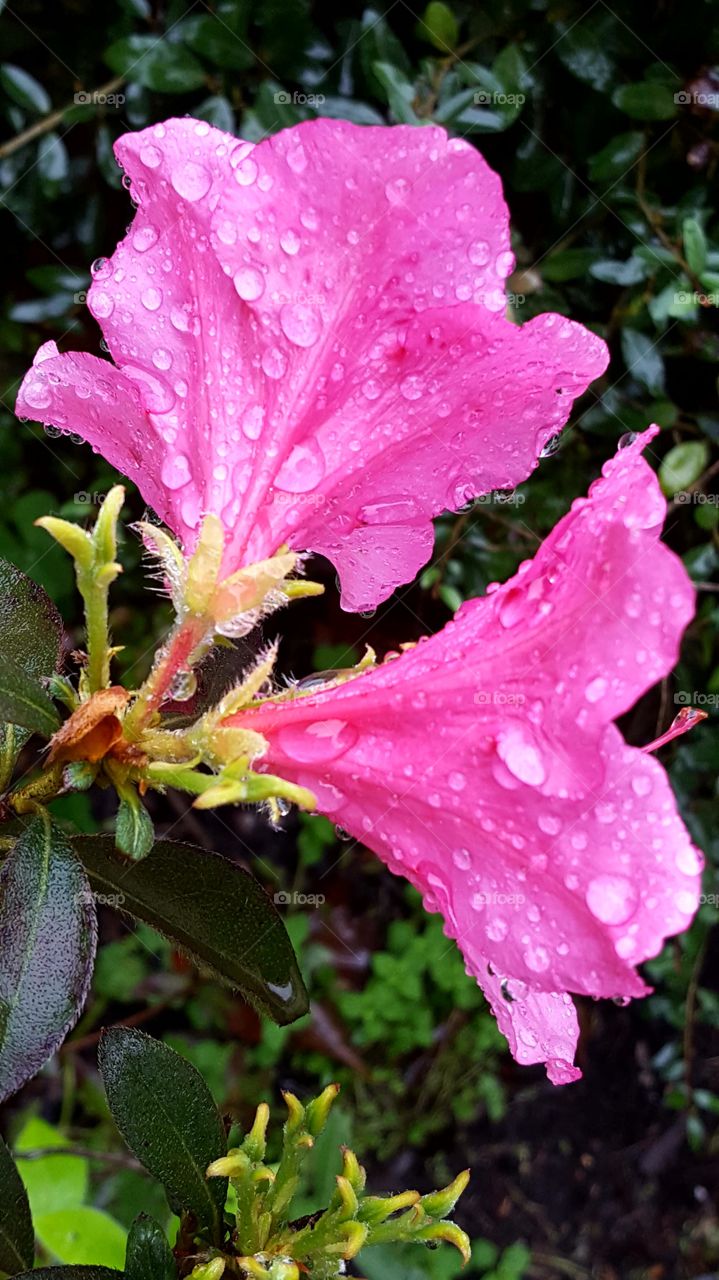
[99,1028,227,1240]
[0,816,96,1102]
[0,1134,34,1274]
[73,836,308,1024]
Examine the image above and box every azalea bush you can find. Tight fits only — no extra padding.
[1,1,718,1277]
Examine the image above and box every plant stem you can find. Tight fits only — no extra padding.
[77,563,111,693]
[123,613,210,741]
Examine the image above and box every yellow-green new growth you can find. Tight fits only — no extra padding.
[205,1085,470,1279]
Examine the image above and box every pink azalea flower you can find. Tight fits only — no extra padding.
[16,117,607,611]
[227,430,702,1084]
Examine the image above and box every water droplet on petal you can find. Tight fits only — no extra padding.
[586,874,638,926]
[277,719,358,764]
[523,944,550,973]
[171,161,211,201]
[280,303,322,348]
[160,453,191,491]
[234,267,265,301]
[141,287,162,312]
[261,346,287,380]
[274,440,325,493]
[496,728,547,787]
[468,239,490,265]
[279,228,301,255]
[585,676,608,703]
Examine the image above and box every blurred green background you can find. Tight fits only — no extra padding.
[1,2,718,1277]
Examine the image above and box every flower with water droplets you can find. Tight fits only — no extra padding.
[16,116,607,613]
[223,429,702,1084]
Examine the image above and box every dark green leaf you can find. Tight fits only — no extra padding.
[554,12,621,91]
[371,61,419,123]
[194,95,236,131]
[181,15,254,70]
[683,217,707,275]
[0,558,63,678]
[98,1028,227,1239]
[0,1134,34,1274]
[73,836,308,1024]
[12,1270,122,1280]
[542,248,598,282]
[0,559,63,778]
[621,328,665,393]
[125,1213,176,1280]
[587,131,645,183]
[0,654,61,736]
[612,81,677,120]
[0,816,97,1102]
[418,2,458,52]
[105,36,206,93]
[0,63,51,113]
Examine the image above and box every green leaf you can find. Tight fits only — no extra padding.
[371,61,419,123]
[0,564,62,675]
[659,441,710,496]
[124,1213,176,1280]
[590,257,648,285]
[14,1116,89,1216]
[553,11,620,91]
[35,1207,127,1269]
[0,654,60,736]
[12,1270,122,1280]
[115,794,155,861]
[194,94,235,131]
[419,2,458,52]
[98,1028,227,1240]
[0,1134,34,1274]
[542,248,597,282]
[683,217,707,275]
[0,558,63,778]
[181,14,254,70]
[0,63,51,113]
[621,328,665,393]
[0,816,97,1102]
[588,131,645,183]
[612,81,677,120]
[105,36,206,92]
[73,836,308,1024]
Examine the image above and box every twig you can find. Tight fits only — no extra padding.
[0,76,125,160]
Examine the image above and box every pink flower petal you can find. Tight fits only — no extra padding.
[231,429,700,1082]
[210,119,608,607]
[17,117,607,609]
